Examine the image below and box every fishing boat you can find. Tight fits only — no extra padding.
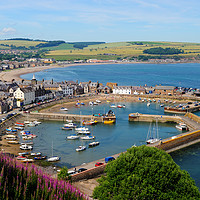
[93,102,98,105]
[29,134,37,138]
[18,152,30,157]
[22,135,33,140]
[88,141,100,147]
[6,127,17,132]
[96,100,101,103]
[60,107,68,111]
[75,126,89,131]
[77,130,91,134]
[47,141,60,162]
[24,121,31,124]
[15,122,25,127]
[21,131,31,135]
[81,102,85,105]
[20,142,33,145]
[63,122,77,128]
[33,121,41,125]
[6,135,17,139]
[89,101,93,106]
[61,127,73,130]
[110,104,117,108]
[82,121,93,125]
[160,104,164,107]
[31,152,42,156]
[176,123,188,131]
[7,141,19,144]
[18,152,29,156]
[122,104,126,108]
[20,144,33,150]
[147,102,151,107]
[117,105,123,108]
[14,126,24,130]
[80,135,95,140]
[21,159,34,163]
[104,120,115,124]
[146,121,160,144]
[16,155,27,160]
[5,137,17,140]
[66,134,79,140]
[34,156,47,160]
[27,122,36,127]
[76,146,86,152]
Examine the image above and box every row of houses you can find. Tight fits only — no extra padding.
[0,73,198,113]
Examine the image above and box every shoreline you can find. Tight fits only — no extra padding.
[0,60,199,82]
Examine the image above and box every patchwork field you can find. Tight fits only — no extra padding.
[46,41,200,60]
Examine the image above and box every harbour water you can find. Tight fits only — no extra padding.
[21,63,200,187]
[24,102,180,169]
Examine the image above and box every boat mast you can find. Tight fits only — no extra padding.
[52,141,53,157]
[146,122,152,141]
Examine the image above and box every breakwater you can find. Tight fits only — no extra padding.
[28,112,102,122]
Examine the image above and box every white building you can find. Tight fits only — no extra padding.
[14,87,35,107]
[113,86,132,95]
[58,85,74,96]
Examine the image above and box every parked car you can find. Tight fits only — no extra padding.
[95,162,104,167]
[78,168,87,173]
[68,170,76,175]
[105,156,115,163]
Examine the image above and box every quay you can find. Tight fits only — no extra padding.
[27,112,116,123]
[164,103,200,114]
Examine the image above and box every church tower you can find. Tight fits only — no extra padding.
[31,74,37,85]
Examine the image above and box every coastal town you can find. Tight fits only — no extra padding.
[0,66,200,115]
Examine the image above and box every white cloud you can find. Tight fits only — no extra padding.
[0,27,16,35]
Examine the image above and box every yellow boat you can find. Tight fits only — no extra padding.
[104,120,115,124]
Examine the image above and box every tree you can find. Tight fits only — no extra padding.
[57,166,71,181]
[93,146,200,200]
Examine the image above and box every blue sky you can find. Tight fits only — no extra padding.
[0,0,200,43]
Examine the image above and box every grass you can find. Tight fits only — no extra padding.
[0,40,46,47]
[44,54,121,61]
[45,41,200,60]
[41,43,75,50]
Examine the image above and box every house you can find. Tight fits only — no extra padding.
[88,81,99,94]
[0,100,9,114]
[113,86,132,95]
[154,85,175,96]
[132,86,146,95]
[14,87,35,107]
[58,84,74,96]
[106,82,118,90]
[79,82,89,93]
[97,85,111,94]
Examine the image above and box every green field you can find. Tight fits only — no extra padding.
[1,39,200,61]
[0,40,46,47]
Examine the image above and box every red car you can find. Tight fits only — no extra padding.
[95,162,104,167]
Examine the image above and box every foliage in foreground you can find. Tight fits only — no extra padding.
[0,153,87,200]
[93,146,200,200]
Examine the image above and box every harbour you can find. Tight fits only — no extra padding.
[2,63,200,190]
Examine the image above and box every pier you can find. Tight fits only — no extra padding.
[164,103,200,114]
[28,112,102,122]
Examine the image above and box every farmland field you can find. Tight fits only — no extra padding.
[0,40,46,47]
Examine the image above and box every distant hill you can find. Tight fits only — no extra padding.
[1,39,200,61]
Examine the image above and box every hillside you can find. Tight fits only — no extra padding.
[1,39,200,61]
